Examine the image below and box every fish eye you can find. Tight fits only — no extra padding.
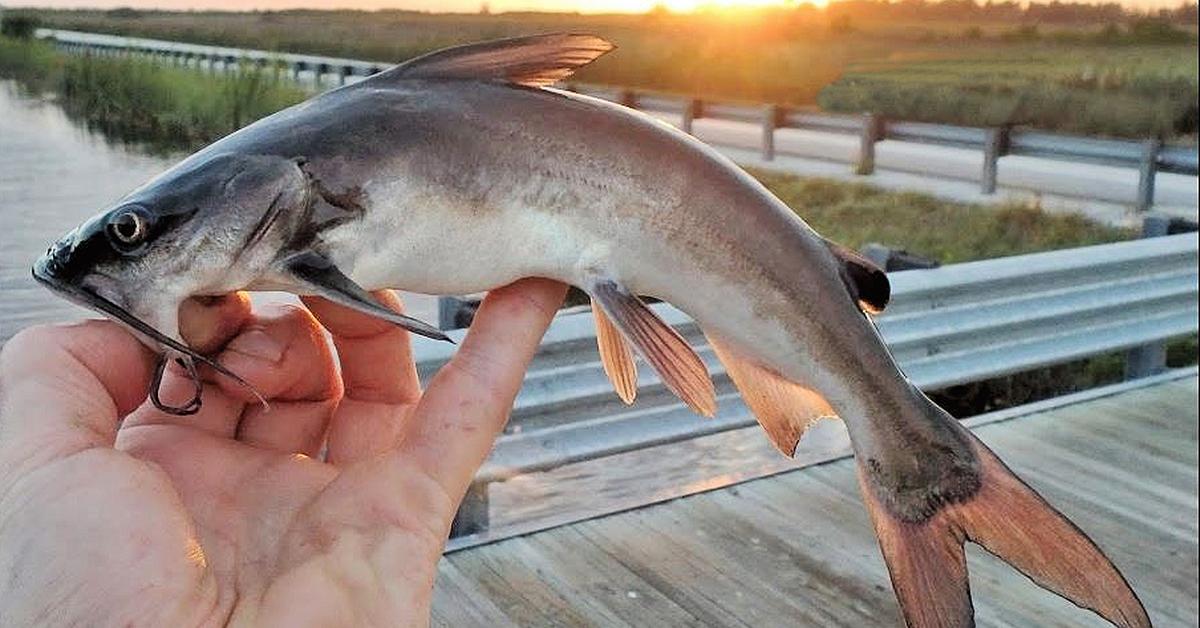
[106,207,152,250]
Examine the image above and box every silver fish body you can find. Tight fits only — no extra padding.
[201,80,913,433]
[33,35,1149,628]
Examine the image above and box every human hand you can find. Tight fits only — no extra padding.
[0,279,567,627]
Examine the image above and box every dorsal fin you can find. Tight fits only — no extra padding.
[825,240,890,314]
[373,33,614,88]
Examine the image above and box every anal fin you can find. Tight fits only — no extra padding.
[592,300,638,405]
[590,280,716,417]
[707,334,837,457]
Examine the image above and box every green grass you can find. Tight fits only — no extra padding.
[754,171,1134,263]
[25,8,1199,140]
[0,37,305,151]
[0,36,59,91]
[818,46,1199,139]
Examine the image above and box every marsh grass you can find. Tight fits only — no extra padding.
[0,36,60,92]
[59,56,305,150]
[0,37,305,150]
[819,47,1199,138]
[753,170,1134,262]
[27,9,1200,139]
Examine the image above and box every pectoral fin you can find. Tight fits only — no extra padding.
[283,251,451,342]
[592,300,638,404]
[590,280,716,417]
[707,334,838,457]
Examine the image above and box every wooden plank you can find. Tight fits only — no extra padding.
[434,378,1198,627]
[444,539,596,626]
[430,560,518,628]
[572,510,771,627]
[527,526,705,627]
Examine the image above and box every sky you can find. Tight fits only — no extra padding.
[6,0,1193,13]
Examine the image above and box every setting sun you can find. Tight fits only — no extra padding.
[549,0,825,12]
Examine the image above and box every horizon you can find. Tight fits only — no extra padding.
[5,0,1197,14]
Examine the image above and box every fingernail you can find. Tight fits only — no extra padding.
[226,329,284,363]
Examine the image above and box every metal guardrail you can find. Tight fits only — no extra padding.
[404,231,1199,537]
[36,28,1200,212]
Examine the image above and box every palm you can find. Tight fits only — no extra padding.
[0,281,565,627]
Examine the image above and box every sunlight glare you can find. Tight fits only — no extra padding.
[574,0,825,14]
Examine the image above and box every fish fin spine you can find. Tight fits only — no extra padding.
[705,333,837,457]
[589,280,716,417]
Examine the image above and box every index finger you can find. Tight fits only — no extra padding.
[397,278,566,500]
[0,321,155,462]
[302,290,420,405]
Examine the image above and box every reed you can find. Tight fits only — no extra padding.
[25,8,1200,139]
[753,171,1133,263]
[0,36,305,150]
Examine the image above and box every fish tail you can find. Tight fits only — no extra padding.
[852,395,1150,628]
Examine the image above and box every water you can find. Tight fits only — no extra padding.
[0,81,179,343]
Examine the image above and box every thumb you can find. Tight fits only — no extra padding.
[0,321,156,459]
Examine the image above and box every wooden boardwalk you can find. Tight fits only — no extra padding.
[433,376,1199,627]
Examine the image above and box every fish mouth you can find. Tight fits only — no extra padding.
[32,255,267,414]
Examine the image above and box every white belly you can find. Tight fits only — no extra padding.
[319,185,598,296]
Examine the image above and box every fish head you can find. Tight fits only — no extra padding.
[32,151,310,351]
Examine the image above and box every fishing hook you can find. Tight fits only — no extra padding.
[149,354,203,416]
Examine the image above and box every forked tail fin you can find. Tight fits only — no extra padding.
[856,424,1150,628]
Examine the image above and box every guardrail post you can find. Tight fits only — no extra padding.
[981,125,1010,195]
[761,104,780,161]
[856,113,884,175]
[338,65,350,86]
[1124,213,1171,380]
[861,243,892,270]
[449,480,489,538]
[681,98,700,135]
[1136,139,1162,212]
